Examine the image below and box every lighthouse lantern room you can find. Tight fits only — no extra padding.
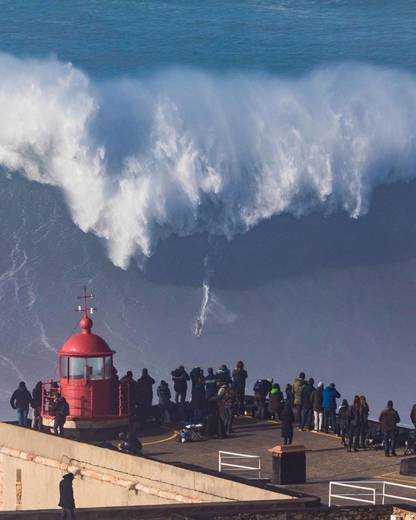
[41,288,130,439]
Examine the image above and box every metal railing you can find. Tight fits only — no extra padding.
[329,480,416,507]
[41,381,130,418]
[218,451,261,479]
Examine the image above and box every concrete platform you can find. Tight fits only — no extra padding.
[139,416,409,504]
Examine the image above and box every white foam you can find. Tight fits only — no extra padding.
[1,54,416,268]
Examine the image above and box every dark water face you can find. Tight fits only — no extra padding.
[0,1,416,422]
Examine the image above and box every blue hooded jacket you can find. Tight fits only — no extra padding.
[322,386,340,409]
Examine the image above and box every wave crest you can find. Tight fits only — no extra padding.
[1,54,415,268]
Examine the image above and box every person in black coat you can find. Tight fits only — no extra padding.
[191,376,206,423]
[59,473,75,519]
[10,381,32,427]
[300,378,315,431]
[171,366,190,404]
[53,396,69,436]
[347,395,362,452]
[232,361,248,415]
[137,368,155,421]
[281,402,295,445]
[338,399,349,446]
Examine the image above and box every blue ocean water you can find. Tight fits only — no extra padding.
[1,1,416,422]
[1,0,415,78]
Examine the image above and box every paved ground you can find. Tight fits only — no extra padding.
[137,416,416,504]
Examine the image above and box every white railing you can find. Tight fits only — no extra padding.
[218,451,261,479]
[329,481,416,507]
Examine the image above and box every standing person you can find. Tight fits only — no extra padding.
[311,382,324,432]
[232,361,248,415]
[359,395,370,449]
[204,368,217,400]
[348,396,362,453]
[281,402,295,445]
[292,373,306,426]
[323,383,340,433]
[10,381,32,427]
[338,399,349,447]
[191,376,206,423]
[269,383,284,420]
[120,371,139,420]
[157,380,172,425]
[219,384,236,435]
[300,378,315,431]
[31,381,43,430]
[170,366,190,404]
[53,396,69,436]
[190,367,204,390]
[137,368,155,422]
[58,473,76,519]
[285,384,293,404]
[379,400,401,457]
[253,379,272,420]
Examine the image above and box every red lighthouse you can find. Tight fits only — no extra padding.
[41,288,130,439]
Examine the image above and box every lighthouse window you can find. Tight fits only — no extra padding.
[104,356,112,379]
[69,357,85,380]
[60,356,69,378]
[86,357,104,380]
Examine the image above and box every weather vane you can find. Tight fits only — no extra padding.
[76,286,96,318]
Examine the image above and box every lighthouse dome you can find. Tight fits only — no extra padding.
[59,316,114,357]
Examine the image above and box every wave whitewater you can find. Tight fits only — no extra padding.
[1,53,416,268]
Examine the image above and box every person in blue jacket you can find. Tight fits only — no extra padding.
[323,383,341,433]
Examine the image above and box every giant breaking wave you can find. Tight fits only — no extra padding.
[1,53,415,268]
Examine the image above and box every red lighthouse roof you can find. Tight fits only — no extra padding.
[58,288,114,357]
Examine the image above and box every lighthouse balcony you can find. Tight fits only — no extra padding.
[40,381,131,439]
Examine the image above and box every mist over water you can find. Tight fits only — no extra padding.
[2,53,416,270]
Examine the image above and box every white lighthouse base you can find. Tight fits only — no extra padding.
[42,416,130,440]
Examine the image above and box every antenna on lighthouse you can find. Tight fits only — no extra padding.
[76,286,97,317]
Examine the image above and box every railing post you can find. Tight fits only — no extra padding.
[382,481,385,505]
[90,385,93,417]
[218,451,221,473]
[329,482,332,507]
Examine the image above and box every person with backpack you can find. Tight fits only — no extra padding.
[281,402,295,445]
[311,382,324,432]
[53,395,69,436]
[338,399,349,447]
[253,379,272,420]
[379,400,401,457]
[269,383,284,420]
[300,378,315,431]
[10,381,32,427]
[292,372,306,426]
[323,383,341,433]
[232,361,248,415]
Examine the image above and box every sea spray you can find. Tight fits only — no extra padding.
[1,54,416,268]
